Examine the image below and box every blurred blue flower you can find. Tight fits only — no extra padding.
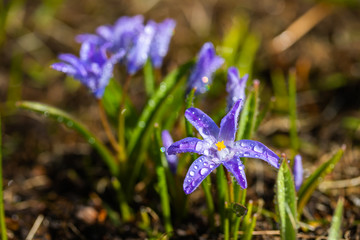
[51,42,124,98]
[168,99,280,194]
[149,19,176,68]
[293,154,303,191]
[161,130,178,174]
[226,67,248,110]
[187,42,224,94]
[126,21,156,75]
[76,15,144,55]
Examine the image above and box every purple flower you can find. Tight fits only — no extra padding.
[51,42,124,98]
[161,130,178,174]
[293,154,303,191]
[226,67,248,110]
[149,19,176,68]
[126,21,156,75]
[168,99,280,194]
[76,15,144,55]
[187,42,224,94]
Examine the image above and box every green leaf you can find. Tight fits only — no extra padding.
[288,69,300,152]
[127,61,194,157]
[328,197,344,240]
[276,160,297,240]
[236,32,260,80]
[102,78,122,120]
[221,15,249,66]
[0,116,8,240]
[143,60,155,96]
[297,148,344,215]
[16,101,119,177]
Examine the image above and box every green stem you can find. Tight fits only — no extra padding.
[288,68,300,153]
[97,99,120,154]
[118,75,131,162]
[0,116,8,240]
[111,177,132,222]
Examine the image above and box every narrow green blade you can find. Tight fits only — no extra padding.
[276,160,297,240]
[127,61,193,156]
[0,116,8,240]
[297,148,344,215]
[328,197,344,240]
[16,101,119,176]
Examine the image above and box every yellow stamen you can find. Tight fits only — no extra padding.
[215,141,226,151]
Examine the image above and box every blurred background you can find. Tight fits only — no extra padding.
[1,0,360,239]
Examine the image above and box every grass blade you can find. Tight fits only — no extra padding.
[297,148,344,215]
[16,101,120,177]
[0,116,8,240]
[127,61,193,157]
[276,160,297,240]
[288,69,300,152]
[143,60,155,96]
[236,33,260,80]
[328,197,344,240]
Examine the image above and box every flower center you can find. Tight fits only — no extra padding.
[215,141,226,151]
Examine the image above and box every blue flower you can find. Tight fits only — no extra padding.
[51,42,124,98]
[76,15,144,55]
[187,42,224,94]
[226,67,248,110]
[293,154,303,191]
[161,130,178,174]
[126,21,156,75]
[168,99,280,194]
[149,19,176,68]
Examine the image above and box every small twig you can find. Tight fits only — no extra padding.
[319,176,360,190]
[270,2,334,54]
[97,99,120,153]
[25,214,44,240]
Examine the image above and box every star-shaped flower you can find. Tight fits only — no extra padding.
[51,41,124,98]
[167,99,280,194]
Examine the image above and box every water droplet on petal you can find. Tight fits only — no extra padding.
[189,171,195,177]
[194,165,199,170]
[204,149,209,155]
[254,144,263,153]
[209,164,214,169]
[200,168,209,176]
[160,147,166,153]
[204,162,208,166]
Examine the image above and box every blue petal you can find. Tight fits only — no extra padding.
[126,21,156,75]
[96,25,113,40]
[167,137,210,155]
[58,54,87,76]
[187,42,224,94]
[51,62,77,76]
[161,130,178,174]
[150,18,176,68]
[218,99,243,145]
[293,154,303,191]
[226,67,248,111]
[76,34,105,46]
[183,155,219,194]
[233,140,280,168]
[222,157,247,189]
[185,107,219,144]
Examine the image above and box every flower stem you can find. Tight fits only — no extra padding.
[0,116,8,240]
[97,99,120,154]
[118,75,132,162]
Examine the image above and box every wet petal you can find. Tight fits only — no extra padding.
[226,67,248,111]
[183,156,219,194]
[161,130,178,174]
[167,137,210,155]
[58,54,87,76]
[223,157,247,189]
[185,108,219,144]
[293,154,303,191]
[219,99,243,145]
[51,62,77,76]
[149,18,176,68]
[233,140,280,168]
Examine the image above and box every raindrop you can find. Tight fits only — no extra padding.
[204,162,208,166]
[88,137,95,144]
[57,116,63,123]
[199,159,203,163]
[238,165,244,170]
[204,149,209,155]
[189,171,195,177]
[160,147,166,153]
[66,121,73,127]
[44,111,49,117]
[148,100,155,107]
[194,165,199,170]
[138,121,145,128]
[244,152,250,157]
[160,83,167,92]
[254,145,263,153]
[200,168,209,176]
[209,164,214,169]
